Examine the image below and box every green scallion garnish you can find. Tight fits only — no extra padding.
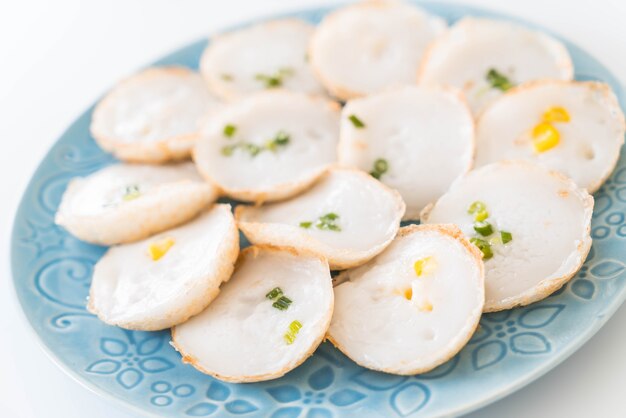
[474,221,494,237]
[255,67,294,88]
[468,201,486,215]
[300,213,341,232]
[272,296,293,311]
[244,143,262,156]
[221,130,290,158]
[221,145,236,156]
[470,237,493,260]
[266,287,283,300]
[122,185,141,201]
[223,124,237,138]
[255,74,281,88]
[501,231,513,244]
[486,68,514,92]
[284,320,303,345]
[370,158,389,180]
[316,212,341,232]
[266,130,290,152]
[348,114,366,128]
[474,210,489,222]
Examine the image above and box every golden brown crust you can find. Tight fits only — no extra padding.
[194,159,330,204]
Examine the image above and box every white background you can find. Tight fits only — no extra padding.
[1,1,626,417]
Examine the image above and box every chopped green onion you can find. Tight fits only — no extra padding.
[223,124,237,138]
[265,130,290,152]
[255,73,281,88]
[470,237,493,260]
[468,201,486,215]
[245,143,262,156]
[320,213,338,221]
[289,320,302,332]
[374,159,388,173]
[221,73,234,81]
[301,213,341,232]
[489,235,502,246]
[255,67,294,89]
[221,145,236,156]
[278,67,294,76]
[272,296,293,311]
[474,221,494,237]
[266,287,283,300]
[316,212,341,231]
[486,68,514,92]
[348,114,366,128]
[284,320,303,345]
[370,158,389,179]
[501,231,513,244]
[474,210,489,222]
[122,185,141,201]
[222,130,290,157]
[274,131,290,145]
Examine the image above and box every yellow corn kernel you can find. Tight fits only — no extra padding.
[532,122,560,153]
[542,106,570,123]
[122,185,141,201]
[414,256,436,277]
[404,287,413,301]
[418,300,433,312]
[148,237,175,261]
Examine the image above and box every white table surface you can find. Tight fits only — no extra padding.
[1,1,626,417]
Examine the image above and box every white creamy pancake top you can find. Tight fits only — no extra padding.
[339,85,474,219]
[329,224,484,375]
[55,163,217,245]
[422,161,593,311]
[91,67,221,163]
[475,81,625,192]
[88,204,239,330]
[236,168,405,269]
[194,90,340,202]
[172,246,333,382]
[310,0,446,100]
[419,17,573,114]
[200,19,327,100]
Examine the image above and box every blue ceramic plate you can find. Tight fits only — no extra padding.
[11,2,626,417]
